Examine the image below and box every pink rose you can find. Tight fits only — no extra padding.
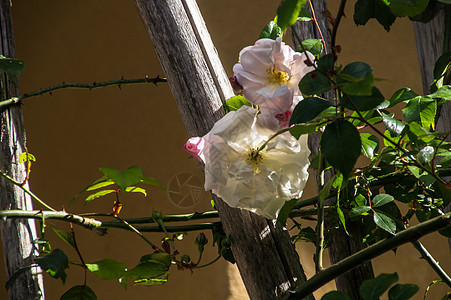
[182,137,205,162]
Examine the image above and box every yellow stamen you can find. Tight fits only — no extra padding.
[246,148,264,174]
[267,65,290,86]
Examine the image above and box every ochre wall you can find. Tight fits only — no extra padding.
[0,1,448,299]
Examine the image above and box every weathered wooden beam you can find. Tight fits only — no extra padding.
[133,1,313,298]
[292,2,375,299]
[0,1,44,299]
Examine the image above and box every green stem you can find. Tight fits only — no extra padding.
[0,76,167,109]
[97,210,220,225]
[113,216,157,248]
[0,171,57,211]
[256,127,290,154]
[411,240,451,288]
[194,255,221,269]
[283,212,451,299]
[315,152,325,273]
[330,0,347,60]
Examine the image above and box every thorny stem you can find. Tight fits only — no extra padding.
[330,0,347,60]
[411,240,451,288]
[307,0,327,54]
[0,171,57,212]
[314,152,325,273]
[0,76,168,109]
[112,216,157,248]
[69,224,87,286]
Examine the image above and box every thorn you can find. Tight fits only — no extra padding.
[49,92,53,96]
[118,84,122,90]
[92,81,96,86]
[121,75,125,80]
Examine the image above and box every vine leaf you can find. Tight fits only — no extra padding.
[276,0,307,31]
[85,190,116,204]
[60,285,97,300]
[300,39,323,57]
[277,198,297,226]
[354,0,396,31]
[35,249,69,283]
[86,258,127,280]
[340,87,385,111]
[321,290,351,300]
[360,133,379,159]
[259,21,282,40]
[299,70,332,95]
[372,194,394,208]
[51,226,75,249]
[387,283,419,300]
[290,97,333,124]
[402,96,436,131]
[373,210,396,234]
[99,166,143,192]
[360,272,399,300]
[388,0,429,17]
[0,55,25,77]
[321,119,361,176]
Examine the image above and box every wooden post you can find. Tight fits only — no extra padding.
[0,1,45,299]
[292,2,374,299]
[413,3,451,248]
[133,1,314,299]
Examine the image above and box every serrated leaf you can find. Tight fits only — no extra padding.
[388,283,419,300]
[402,96,436,130]
[125,261,167,280]
[290,97,333,124]
[300,39,323,57]
[433,51,451,80]
[133,272,168,286]
[361,133,379,159]
[141,176,167,190]
[276,0,307,31]
[321,291,351,300]
[99,166,143,192]
[259,21,283,40]
[289,123,317,139]
[428,85,451,101]
[0,55,25,76]
[85,189,116,204]
[292,226,317,245]
[139,253,172,268]
[354,0,396,31]
[337,206,348,232]
[297,7,313,21]
[388,88,419,107]
[340,87,385,111]
[19,152,36,164]
[372,194,394,207]
[373,210,396,234]
[35,249,68,283]
[277,198,298,226]
[124,186,147,197]
[338,62,374,95]
[299,70,332,95]
[51,226,75,249]
[360,273,399,300]
[321,119,361,176]
[85,180,115,192]
[60,285,97,300]
[388,0,429,17]
[86,258,126,280]
[350,206,372,218]
[381,112,406,136]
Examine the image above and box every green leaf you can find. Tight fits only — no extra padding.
[60,285,97,300]
[259,21,283,40]
[300,39,324,57]
[141,176,167,190]
[85,190,116,204]
[432,51,451,80]
[289,123,317,139]
[350,206,372,218]
[388,0,429,17]
[124,186,147,197]
[0,55,25,76]
[132,272,168,286]
[35,249,68,283]
[85,180,115,191]
[360,273,399,300]
[51,226,75,249]
[276,0,307,31]
[317,54,334,72]
[321,119,362,176]
[372,194,394,207]
[337,206,348,232]
[290,97,333,124]
[299,71,332,95]
[99,166,143,192]
[407,165,435,186]
[418,145,435,164]
[373,210,397,234]
[402,96,436,130]
[125,261,168,280]
[381,112,406,136]
[297,7,313,21]
[361,133,379,159]
[86,258,126,280]
[292,226,317,245]
[139,253,172,268]
[354,0,397,31]
[428,85,451,101]
[321,291,351,300]
[338,62,374,95]
[340,87,385,111]
[277,199,298,226]
[19,152,36,164]
[388,88,419,107]
[388,283,419,300]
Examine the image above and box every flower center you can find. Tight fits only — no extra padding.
[267,66,290,86]
[246,148,264,174]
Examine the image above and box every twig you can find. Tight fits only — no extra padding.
[411,240,451,288]
[0,171,57,212]
[0,76,168,109]
[315,152,325,273]
[283,212,451,299]
[330,0,347,60]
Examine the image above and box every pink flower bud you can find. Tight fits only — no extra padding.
[182,137,205,162]
[275,111,292,129]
